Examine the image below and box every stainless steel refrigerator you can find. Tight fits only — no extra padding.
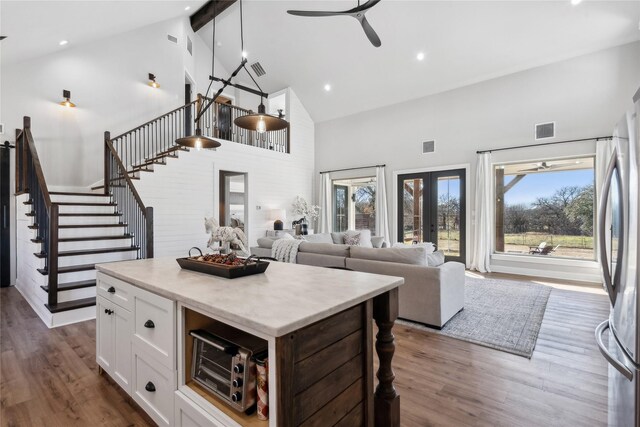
[596,87,640,427]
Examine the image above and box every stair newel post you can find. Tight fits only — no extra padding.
[48,203,59,307]
[104,131,111,196]
[22,117,30,192]
[145,207,154,259]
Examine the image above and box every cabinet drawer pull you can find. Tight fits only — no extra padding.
[104,309,113,315]
[107,286,116,294]
[145,381,156,392]
[144,320,155,329]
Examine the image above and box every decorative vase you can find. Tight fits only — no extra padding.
[301,223,309,235]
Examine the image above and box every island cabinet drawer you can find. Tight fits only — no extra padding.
[96,273,134,311]
[132,287,176,369]
[174,391,225,427]
[132,350,176,427]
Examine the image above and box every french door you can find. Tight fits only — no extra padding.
[397,169,466,263]
[333,185,348,232]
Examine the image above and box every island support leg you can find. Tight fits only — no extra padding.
[373,288,400,427]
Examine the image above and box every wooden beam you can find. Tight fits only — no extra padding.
[504,174,526,193]
[190,0,238,32]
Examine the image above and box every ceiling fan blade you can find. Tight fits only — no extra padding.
[346,0,382,13]
[287,10,346,17]
[358,15,381,47]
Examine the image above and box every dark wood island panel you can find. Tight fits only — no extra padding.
[276,289,399,427]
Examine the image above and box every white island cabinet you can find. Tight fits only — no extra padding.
[96,258,404,427]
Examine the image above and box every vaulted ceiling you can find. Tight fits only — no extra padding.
[202,0,640,122]
[2,1,639,124]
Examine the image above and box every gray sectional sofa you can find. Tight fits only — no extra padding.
[251,233,465,328]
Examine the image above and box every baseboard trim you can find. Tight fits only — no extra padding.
[489,264,601,284]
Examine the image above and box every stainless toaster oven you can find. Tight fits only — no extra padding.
[190,324,267,413]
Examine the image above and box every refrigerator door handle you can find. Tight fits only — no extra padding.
[595,320,634,381]
[598,149,624,307]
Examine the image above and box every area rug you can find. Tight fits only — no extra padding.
[398,276,552,358]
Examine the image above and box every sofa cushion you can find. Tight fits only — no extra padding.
[344,233,361,246]
[332,230,373,247]
[371,236,385,248]
[392,242,435,254]
[427,250,446,267]
[257,237,277,249]
[299,242,350,257]
[302,233,333,244]
[350,246,427,266]
[297,252,346,269]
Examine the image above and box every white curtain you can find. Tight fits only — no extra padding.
[375,166,391,245]
[471,153,492,272]
[319,172,332,233]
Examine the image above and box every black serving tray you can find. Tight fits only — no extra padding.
[176,249,271,279]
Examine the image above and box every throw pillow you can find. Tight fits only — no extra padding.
[426,250,446,267]
[392,242,435,254]
[331,232,345,244]
[343,233,361,246]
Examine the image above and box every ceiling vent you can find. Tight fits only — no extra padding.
[167,34,178,44]
[422,140,435,154]
[250,62,266,77]
[186,36,193,56]
[535,122,555,140]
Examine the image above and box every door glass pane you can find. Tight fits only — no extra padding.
[437,176,461,257]
[401,178,424,243]
[334,185,348,232]
[354,182,376,235]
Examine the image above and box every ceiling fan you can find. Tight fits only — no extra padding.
[287,0,382,47]
[518,160,579,173]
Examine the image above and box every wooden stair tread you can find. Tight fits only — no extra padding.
[57,234,133,242]
[50,192,106,196]
[55,202,117,206]
[35,246,138,258]
[58,246,139,257]
[25,212,35,216]
[28,224,39,229]
[58,223,126,229]
[41,280,96,292]
[59,213,122,217]
[46,297,96,313]
[23,200,33,205]
[38,264,95,275]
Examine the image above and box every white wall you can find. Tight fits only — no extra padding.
[134,88,314,254]
[315,41,640,282]
[0,16,255,188]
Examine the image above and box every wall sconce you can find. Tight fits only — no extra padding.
[148,73,159,88]
[269,209,286,231]
[59,90,76,108]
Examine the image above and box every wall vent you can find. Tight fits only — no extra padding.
[186,36,193,56]
[167,34,178,44]
[535,122,555,140]
[250,62,266,77]
[422,140,435,154]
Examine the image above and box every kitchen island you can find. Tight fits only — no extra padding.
[95,258,404,427]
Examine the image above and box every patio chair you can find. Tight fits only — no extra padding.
[529,242,547,254]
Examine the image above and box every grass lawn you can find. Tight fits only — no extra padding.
[405,230,593,250]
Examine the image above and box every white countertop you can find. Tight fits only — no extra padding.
[96,258,404,337]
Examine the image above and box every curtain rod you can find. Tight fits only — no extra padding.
[476,136,612,155]
[319,164,386,175]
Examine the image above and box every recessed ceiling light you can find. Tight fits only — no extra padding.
[570,0,582,5]
[59,40,68,46]
[324,84,331,92]
[416,52,425,61]
[185,6,191,11]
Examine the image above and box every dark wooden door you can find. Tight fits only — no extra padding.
[0,145,11,287]
[397,169,466,264]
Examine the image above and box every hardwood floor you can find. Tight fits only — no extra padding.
[1,272,609,426]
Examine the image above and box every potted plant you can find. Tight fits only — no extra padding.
[291,196,320,235]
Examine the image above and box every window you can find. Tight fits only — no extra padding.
[494,157,595,260]
[332,177,376,234]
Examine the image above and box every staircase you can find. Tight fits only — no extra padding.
[14,94,290,327]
